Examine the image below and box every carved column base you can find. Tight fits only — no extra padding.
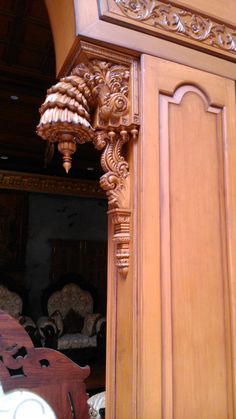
[109,208,131,279]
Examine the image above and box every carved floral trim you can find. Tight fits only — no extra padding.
[0,170,104,198]
[114,0,236,54]
[72,59,131,128]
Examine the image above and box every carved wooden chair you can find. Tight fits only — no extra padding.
[0,310,90,418]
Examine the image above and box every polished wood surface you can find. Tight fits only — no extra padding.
[137,55,236,419]
[0,310,90,419]
[177,0,236,24]
[44,0,76,76]
[101,0,236,63]
[49,0,236,81]
[10,2,236,419]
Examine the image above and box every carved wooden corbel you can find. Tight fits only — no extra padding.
[93,127,138,278]
[37,43,139,279]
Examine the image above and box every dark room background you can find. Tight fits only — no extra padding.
[0,189,108,320]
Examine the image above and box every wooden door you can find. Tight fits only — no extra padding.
[137,55,236,419]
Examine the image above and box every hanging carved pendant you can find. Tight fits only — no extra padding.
[37,42,140,279]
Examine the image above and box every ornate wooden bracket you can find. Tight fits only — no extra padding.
[93,128,137,278]
[37,42,140,278]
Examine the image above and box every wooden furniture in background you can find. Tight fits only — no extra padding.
[50,239,107,314]
[0,310,89,419]
[39,282,106,366]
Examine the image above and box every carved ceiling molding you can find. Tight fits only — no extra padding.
[100,0,236,61]
[37,42,140,278]
[0,170,104,199]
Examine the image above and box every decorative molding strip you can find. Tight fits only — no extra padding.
[0,170,105,198]
[110,208,131,279]
[37,43,140,278]
[99,0,236,61]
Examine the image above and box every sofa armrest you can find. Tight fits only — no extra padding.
[96,319,106,360]
[81,314,105,337]
[87,391,106,419]
[37,316,58,348]
[95,317,106,334]
[18,315,41,347]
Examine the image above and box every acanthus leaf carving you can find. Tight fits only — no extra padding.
[115,0,236,53]
[72,60,130,128]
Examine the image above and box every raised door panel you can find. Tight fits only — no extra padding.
[139,55,236,419]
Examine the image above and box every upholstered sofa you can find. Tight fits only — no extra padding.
[87,391,105,419]
[0,284,39,345]
[37,282,106,365]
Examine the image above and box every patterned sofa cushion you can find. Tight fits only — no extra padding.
[0,285,22,319]
[58,333,97,350]
[48,283,93,318]
[87,392,106,419]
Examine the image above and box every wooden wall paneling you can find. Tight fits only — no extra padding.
[173,0,236,24]
[138,54,236,419]
[136,56,162,419]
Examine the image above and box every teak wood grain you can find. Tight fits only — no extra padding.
[137,55,236,419]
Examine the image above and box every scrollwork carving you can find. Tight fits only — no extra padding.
[94,129,129,209]
[72,60,130,127]
[37,45,140,279]
[93,127,137,278]
[115,0,236,53]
